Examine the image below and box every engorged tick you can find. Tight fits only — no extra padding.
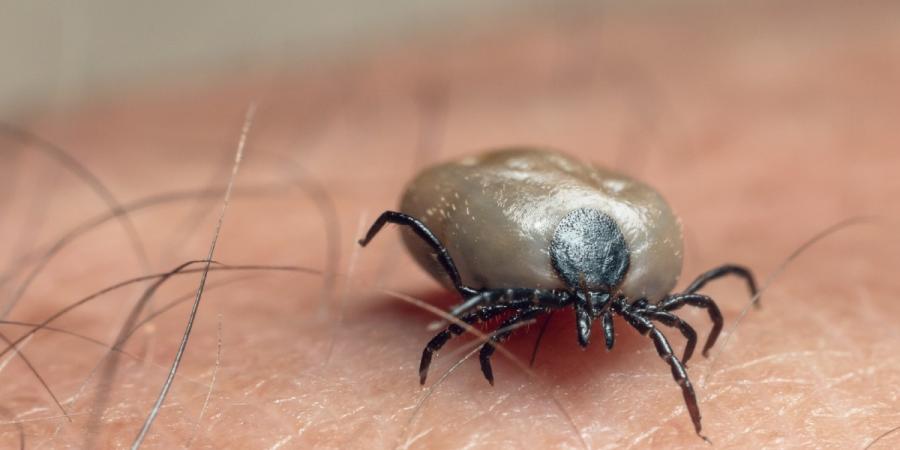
[358,148,758,438]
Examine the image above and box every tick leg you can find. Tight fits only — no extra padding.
[574,294,593,348]
[657,294,722,357]
[601,310,615,350]
[619,307,707,440]
[479,307,545,385]
[358,211,477,297]
[449,289,506,317]
[684,264,759,307]
[451,288,565,318]
[419,305,510,385]
[642,310,698,364]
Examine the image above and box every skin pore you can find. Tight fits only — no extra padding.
[1,0,899,448]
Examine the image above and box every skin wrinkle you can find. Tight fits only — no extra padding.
[714,350,852,375]
[216,389,299,448]
[1,0,899,448]
[185,315,223,448]
[34,277,248,446]
[0,335,31,375]
[401,323,529,443]
[780,298,865,427]
[710,358,818,440]
[402,428,435,450]
[0,331,69,421]
[267,435,294,450]
[38,267,307,448]
[647,314,863,446]
[130,101,251,448]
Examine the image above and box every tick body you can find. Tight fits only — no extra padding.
[359,148,757,438]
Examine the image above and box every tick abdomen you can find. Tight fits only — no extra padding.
[399,148,683,301]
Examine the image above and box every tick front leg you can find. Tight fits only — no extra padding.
[684,264,759,307]
[619,307,708,441]
[647,326,707,441]
[358,211,477,297]
[642,310,698,364]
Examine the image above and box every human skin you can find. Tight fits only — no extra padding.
[1,0,899,448]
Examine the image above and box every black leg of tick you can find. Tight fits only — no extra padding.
[449,289,507,317]
[619,306,706,440]
[419,304,511,385]
[479,306,545,385]
[685,264,759,307]
[601,310,615,350]
[641,310,698,364]
[358,211,477,297]
[657,293,722,357]
[574,293,593,347]
[452,288,568,318]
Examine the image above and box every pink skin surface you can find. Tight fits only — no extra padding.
[0,1,899,448]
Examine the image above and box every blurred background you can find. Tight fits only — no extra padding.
[0,0,585,116]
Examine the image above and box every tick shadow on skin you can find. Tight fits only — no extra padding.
[352,288,665,389]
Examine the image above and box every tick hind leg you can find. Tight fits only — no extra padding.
[479,306,546,385]
[618,305,708,440]
[358,211,477,297]
[685,264,759,306]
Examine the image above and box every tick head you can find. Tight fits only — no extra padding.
[550,208,630,291]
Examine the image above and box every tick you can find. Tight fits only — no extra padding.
[358,148,757,437]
